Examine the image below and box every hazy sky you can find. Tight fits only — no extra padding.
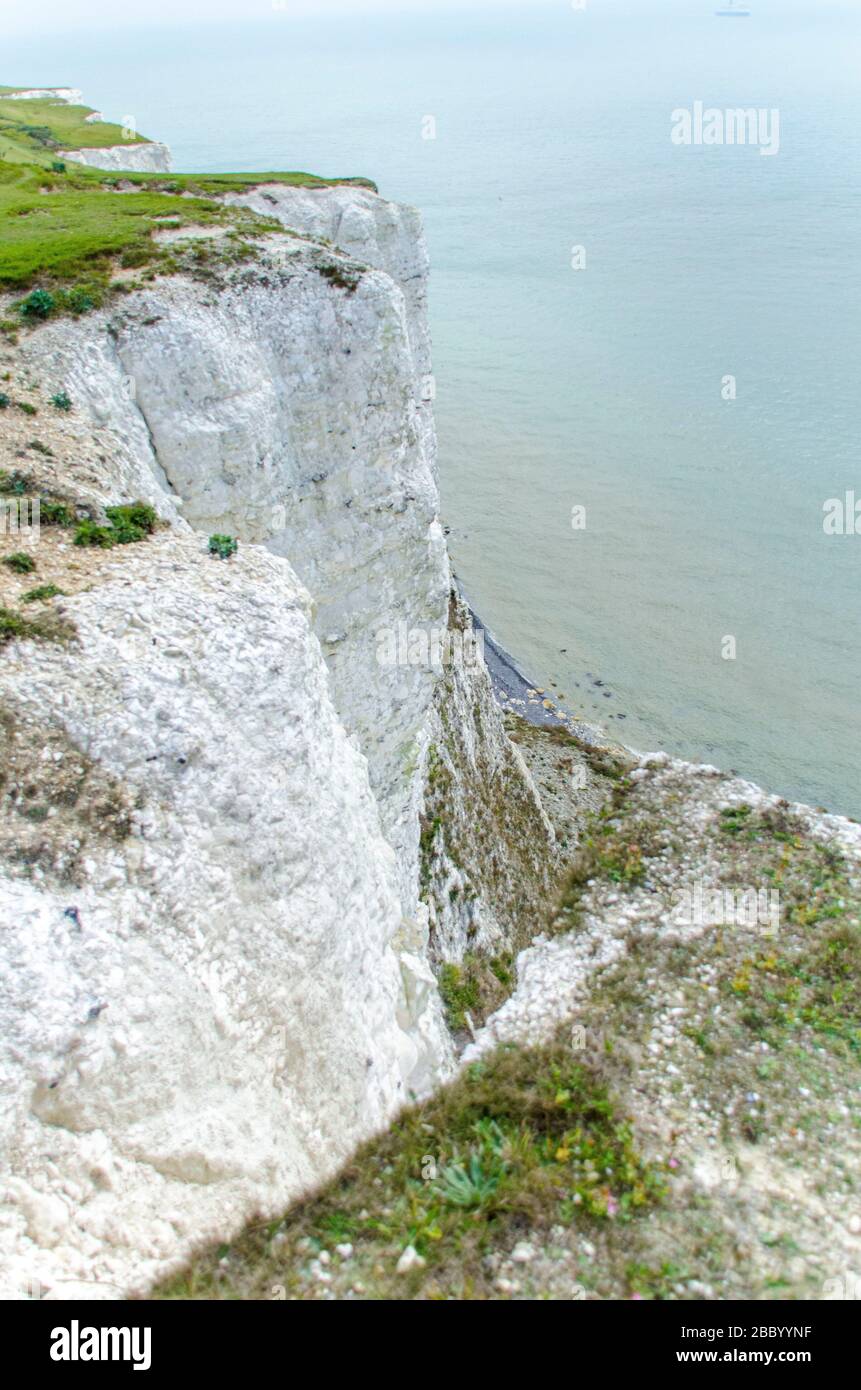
[4,0,552,38]
[6,0,848,41]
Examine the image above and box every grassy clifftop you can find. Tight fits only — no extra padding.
[0,90,150,163]
[0,84,377,295]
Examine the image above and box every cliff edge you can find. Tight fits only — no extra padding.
[0,150,558,1297]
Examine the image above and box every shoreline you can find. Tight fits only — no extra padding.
[468,603,861,832]
[467,602,616,749]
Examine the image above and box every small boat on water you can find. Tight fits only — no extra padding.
[716,1,751,14]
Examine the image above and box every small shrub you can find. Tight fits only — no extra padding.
[50,391,72,412]
[2,552,36,574]
[16,402,37,416]
[73,520,117,549]
[39,497,72,526]
[50,160,66,173]
[0,392,9,409]
[22,584,63,603]
[28,440,53,457]
[20,289,55,321]
[208,534,238,560]
[74,501,157,548]
[105,501,157,542]
[65,287,96,316]
[317,262,361,293]
[720,804,753,837]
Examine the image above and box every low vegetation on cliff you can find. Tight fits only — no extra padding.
[0,87,375,299]
[156,727,861,1301]
[155,1039,671,1302]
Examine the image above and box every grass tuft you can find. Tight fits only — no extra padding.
[2,551,36,573]
[21,583,63,603]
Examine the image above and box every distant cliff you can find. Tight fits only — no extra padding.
[0,86,171,172]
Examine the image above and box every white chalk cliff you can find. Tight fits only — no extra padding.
[5,89,84,104]
[0,185,554,1297]
[1,88,172,174]
[60,143,173,174]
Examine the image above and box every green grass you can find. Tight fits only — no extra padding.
[0,95,150,162]
[0,161,239,289]
[0,91,150,155]
[439,962,481,1031]
[154,1041,668,1300]
[717,819,861,1056]
[0,468,31,495]
[0,88,376,293]
[2,551,36,573]
[73,500,158,549]
[21,583,63,603]
[556,792,655,930]
[39,497,74,526]
[439,954,515,1034]
[113,170,377,197]
[0,161,375,292]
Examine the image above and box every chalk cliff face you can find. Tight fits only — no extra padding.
[106,194,444,919]
[6,89,84,104]
[0,539,432,1298]
[60,142,173,174]
[0,185,554,1296]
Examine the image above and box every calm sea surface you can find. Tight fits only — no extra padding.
[5,0,860,814]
